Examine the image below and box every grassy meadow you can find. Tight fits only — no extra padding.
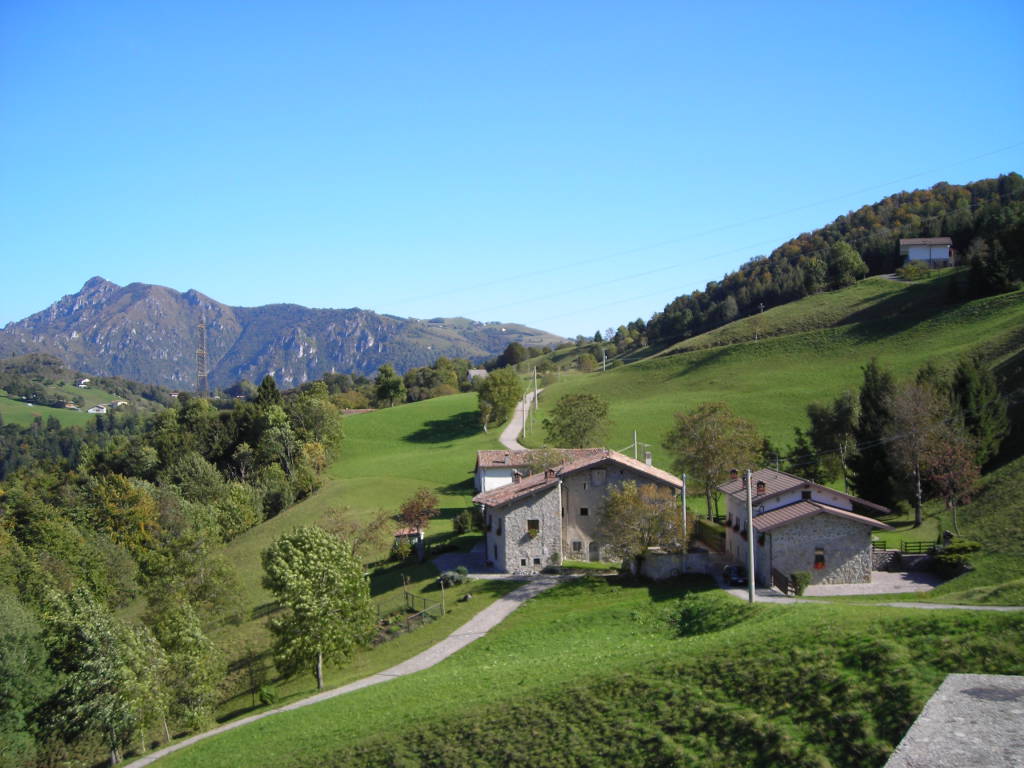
[0,379,138,427]
[204,392,507,717]
[156,576,1024,768]
[522,274,1024,461]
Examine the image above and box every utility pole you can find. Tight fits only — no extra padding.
[601,348,607,372]
[746,469,756,604]
[533,368,539,433]
[681,473,687,550]
[633,429,638,460]
[196,315,209,398]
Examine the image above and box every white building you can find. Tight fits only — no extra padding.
[899,237,954,268]
[87,405,107,415]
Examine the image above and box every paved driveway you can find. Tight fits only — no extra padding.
[804,570,944,596]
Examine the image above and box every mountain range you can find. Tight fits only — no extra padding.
[0,277,564,390]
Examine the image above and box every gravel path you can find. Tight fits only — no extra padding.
[123,576,561,767]
[499,388,542,450]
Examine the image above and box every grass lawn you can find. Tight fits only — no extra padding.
[154,575,1024,768]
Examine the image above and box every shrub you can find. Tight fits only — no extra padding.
[438,570,466,588]
[790,571,812,596]
[453,508,474,535]
[896,262,930,281]
[455,565,469,577]
[258,685,277,706]
[390,537,413,562]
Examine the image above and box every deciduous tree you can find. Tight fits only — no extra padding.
[662,402,760,518]
[477,367,524,430]
[398,488,439,533]
[542,393,610,448]
[261,527,375,691]
[599,481,683,571]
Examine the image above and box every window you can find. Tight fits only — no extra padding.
[533,558,541,565]
[521,559,527,567]
[591,469,606,486]
[580,507,589,516]
[801,490,812,500]
[527,519,540,538]
[572,540,582,553]
[814,548,825,570]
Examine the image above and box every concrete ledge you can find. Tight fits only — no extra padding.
[885,674,1024,767]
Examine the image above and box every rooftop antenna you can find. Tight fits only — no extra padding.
[196,315,209,398]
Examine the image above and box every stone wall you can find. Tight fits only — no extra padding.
[872,549,902,571]
[640,551,710,580]
[767,514,873,585]
[499,485,562,575]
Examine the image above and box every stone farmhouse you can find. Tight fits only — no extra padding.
[717,468,892,586]
[473,449,683,574]
[899,237,954,268]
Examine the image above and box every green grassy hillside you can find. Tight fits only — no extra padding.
[202,393,505,715]
[524,274,1024,460]
[0,382,138,427]
[156,578,1024,768]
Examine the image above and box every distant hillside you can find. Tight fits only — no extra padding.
[644,173,1024,347]
[0,278,564,389]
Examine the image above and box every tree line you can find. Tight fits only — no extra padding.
[582,174,1024,355]
[0,375,346,766]
[662,355,1009,528]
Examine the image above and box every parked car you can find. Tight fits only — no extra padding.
[722,564,748,586]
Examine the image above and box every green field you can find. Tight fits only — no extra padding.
[157,577,1024,768]
[202,393,507,716]
[522,274,1024,462]
[0,380,156,428]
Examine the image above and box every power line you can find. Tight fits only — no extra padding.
[395,140,1024,318]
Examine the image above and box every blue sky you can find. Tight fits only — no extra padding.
[2,1,1022,339]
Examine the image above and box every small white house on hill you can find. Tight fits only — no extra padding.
[899,237,954,268]
[717,469,892,587]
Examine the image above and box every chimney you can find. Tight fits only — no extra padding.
[756,480,766,495]
[645,450,653,466]
[512,470,522,484]
[730,468,739,480]
[544,468,556,480]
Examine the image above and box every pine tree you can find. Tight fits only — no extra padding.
[951,356,1010,466]
[849,360,897,505]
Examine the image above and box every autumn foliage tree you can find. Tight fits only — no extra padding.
[399,487,440,533]
[599,481,683,571]
[662,402,760,518]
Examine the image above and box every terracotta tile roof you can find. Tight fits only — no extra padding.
[717,468,890,514]
[472,472,560,507]
[473,449,684,508]
[749,499,893,533]
[899,237,953,246]
[475,448,605,470]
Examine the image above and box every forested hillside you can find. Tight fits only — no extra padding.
[644,173,1024,346]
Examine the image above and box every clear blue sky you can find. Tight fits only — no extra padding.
[2,1,1022,339]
